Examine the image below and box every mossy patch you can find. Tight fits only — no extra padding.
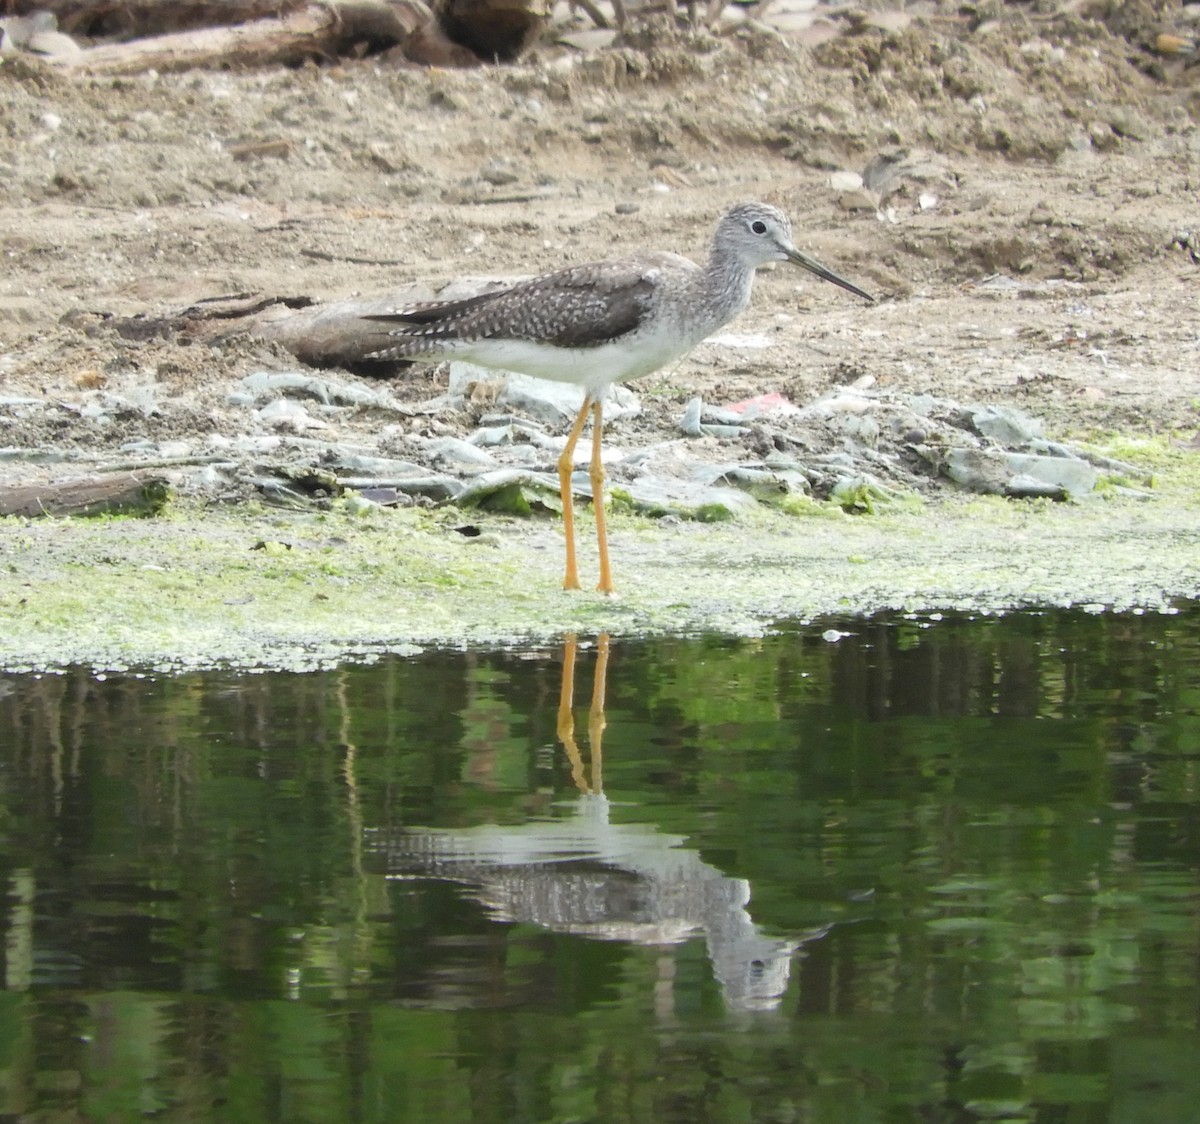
[2,487,1199,673]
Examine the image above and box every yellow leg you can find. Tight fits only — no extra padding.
[557,633,590,792]
[556,633,609,797]
[589,400,614,594]
[557,399,593,591]
[587,633,609,792]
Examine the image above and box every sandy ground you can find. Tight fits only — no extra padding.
[0,3,1198,667]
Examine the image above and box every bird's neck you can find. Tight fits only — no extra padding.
[695,248,756,334]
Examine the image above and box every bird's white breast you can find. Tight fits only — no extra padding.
[455,325,701,400]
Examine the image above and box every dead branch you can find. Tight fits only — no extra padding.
[109,288,465,370]
[0,472,172,518]
[49,1,425,74]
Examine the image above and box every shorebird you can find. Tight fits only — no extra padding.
[366,201,874,593]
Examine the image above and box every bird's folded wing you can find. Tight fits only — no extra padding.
[364,257,675,349]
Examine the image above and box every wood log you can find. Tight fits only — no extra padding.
[0,472,172,518]
[50,1,425,74]
[6,1,304,40]
[241,290,474,367]
[111,287,490,370]
[9,0,550,68]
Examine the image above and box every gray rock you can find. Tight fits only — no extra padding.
[1031,440,1148,481]
[1004,451,1097,496]
[679,397,704,437]
[448,363,639,425]
[387,475,465,502]
[455,468,562,510]
[241,370,407,411]
[832,412,881,446]
[496,444,540,466]
[971,404,1044,445]
[470,424,514,447]
[328,453,428,476]
[100,386,160,418]
[944,448,1097,498]
[426,435,496,468]
[702,404,756,425]
[830,474,906,512]
[256,397,322,431]
[617,478,758,519]
[705,465,796,501]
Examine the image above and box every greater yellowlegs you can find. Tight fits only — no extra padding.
[366,201,874,593]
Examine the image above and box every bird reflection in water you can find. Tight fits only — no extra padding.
[556,631,608,797]
[370,634,820,1012]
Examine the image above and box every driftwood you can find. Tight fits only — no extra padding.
[6,1,307,39]
[50,1,427,73]
[110,287,514,371]
[240,292,431,367]
[6,0,559,71]
[0,471,171,518]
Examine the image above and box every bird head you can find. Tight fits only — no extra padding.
[720,202,874,302]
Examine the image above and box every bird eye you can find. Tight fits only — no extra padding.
[751,220,767,234]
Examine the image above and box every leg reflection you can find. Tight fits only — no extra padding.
[556,633,609,796]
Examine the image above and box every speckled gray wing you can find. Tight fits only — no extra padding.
[365,256,671,359]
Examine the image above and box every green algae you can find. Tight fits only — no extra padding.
[1,447,1197,672]
[694,502,737,523]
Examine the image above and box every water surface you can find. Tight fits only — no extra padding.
[1,607,1198,1121]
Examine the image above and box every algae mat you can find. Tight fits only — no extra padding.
[2,490,1198,672]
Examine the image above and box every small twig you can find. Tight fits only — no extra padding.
[572,0,611,29]
[300,248,411,266]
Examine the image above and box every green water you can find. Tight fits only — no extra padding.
[1,608,1198,1122]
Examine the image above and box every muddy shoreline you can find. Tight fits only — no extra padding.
[1,484,1197,671]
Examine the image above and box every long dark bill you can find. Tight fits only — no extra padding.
[786,247,875,302]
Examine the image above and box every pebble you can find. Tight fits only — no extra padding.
[837,189,880,213]
[328,453,425,475]
[470,424,514,447]
[972,404,1044,445]
[256,398,325,431]
[426,435,496,467]
[679,397,704,437]
[480,159,519,187]
[828,170,864,192]
[505,445,541,466]
[241,370,404,411]
[341,494,378,515]
[375,475,463,502]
